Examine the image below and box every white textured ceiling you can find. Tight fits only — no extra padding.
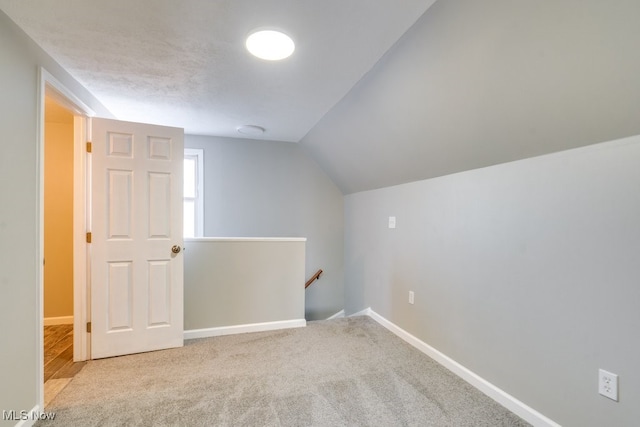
[0,0,434,142]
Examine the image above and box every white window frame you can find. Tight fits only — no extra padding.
[184,148,204,237]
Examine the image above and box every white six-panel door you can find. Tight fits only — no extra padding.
[90,118,184,359]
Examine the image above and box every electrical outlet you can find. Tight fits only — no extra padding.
[408,291,414,304]
[599,369,619,401]
[388,216,396,229]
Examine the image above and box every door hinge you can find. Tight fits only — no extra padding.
[86,232,92,243]
[86,322,92,333]
[86,142,92,153]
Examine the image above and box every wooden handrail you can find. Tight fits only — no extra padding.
[305,269,323,289]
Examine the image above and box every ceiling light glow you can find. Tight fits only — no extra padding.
[246,30,295,61]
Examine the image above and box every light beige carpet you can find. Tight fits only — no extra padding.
[37,316,530,426]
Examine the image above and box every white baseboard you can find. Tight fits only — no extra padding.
[326,310,345,320]
[43,316,73,326]
[350,307,373,317]
[356,308,560,427]
[184,318,306,340]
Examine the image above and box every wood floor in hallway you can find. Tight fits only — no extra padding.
[44,324,86,407]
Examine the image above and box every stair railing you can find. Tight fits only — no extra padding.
[305,269,323,289]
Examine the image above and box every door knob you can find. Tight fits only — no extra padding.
[171,245,182,254]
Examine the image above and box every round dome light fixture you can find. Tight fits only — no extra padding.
[237,125,266,136]
[246,30,295,61]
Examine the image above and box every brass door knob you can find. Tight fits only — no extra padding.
[171,245,181,254]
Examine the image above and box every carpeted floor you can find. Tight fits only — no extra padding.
[38,316,530,426]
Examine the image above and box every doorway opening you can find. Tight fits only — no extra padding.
[37,67,185,410]
[42,94,87,406]
[38,68,94,410]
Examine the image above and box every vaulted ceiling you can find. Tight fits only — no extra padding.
[0,0,434,142]
[302,0,640,193]
[3,1,640,195]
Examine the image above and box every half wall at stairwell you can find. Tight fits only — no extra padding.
[183,237,306,338]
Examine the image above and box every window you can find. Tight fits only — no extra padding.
[184,148,204,237]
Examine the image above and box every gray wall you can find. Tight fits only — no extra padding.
[345,135,640,426]
[0,10,110,423]
[184,239,305,330]
[302,0,640,194]
[185,135,344,320]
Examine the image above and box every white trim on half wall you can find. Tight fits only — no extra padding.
[184,319,306,340]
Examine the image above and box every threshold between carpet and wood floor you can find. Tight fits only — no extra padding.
[36,316,532,427]
[43,325,86,407]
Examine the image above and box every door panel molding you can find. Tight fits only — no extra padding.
[90,118,184,359]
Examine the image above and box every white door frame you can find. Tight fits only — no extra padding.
[36,67,95,409]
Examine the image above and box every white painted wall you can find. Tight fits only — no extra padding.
[0,9,110,423]
[185,135,344,320]
[183,238,306,331]
[344,135,640,426]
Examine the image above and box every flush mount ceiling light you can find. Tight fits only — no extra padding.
[237,125,266,136]
[246,30,295,61]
